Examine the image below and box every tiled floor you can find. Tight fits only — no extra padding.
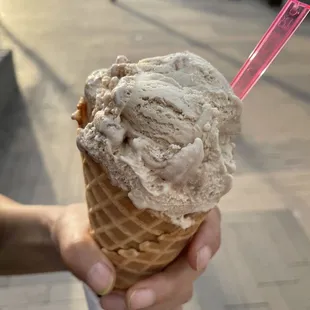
[1,0,310,309]
[0,272,88,310]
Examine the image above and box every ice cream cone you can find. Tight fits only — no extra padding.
[73,52,241,289]
[73,99,206,289]
[82,152,206,289]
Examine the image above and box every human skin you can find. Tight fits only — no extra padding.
[0,194,221,310]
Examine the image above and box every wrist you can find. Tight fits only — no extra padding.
[1,205,61,245]
[0,195,20,248]
[0,204,66,275]
[0,207,8,250]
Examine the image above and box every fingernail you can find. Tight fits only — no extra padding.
[129,289,156,309]
[196,246,212,271]
[101,293,127,310]
[86,262,114,296]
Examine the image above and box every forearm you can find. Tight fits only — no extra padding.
[0,204,66,275]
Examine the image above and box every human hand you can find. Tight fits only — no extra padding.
[51,203,116,295]
[0,194,116,292]
[100,207,221,310]
[0,194,221,310]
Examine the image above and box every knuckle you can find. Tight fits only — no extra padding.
[61,237,88,263]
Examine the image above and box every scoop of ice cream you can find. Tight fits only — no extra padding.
[76,51,242,228]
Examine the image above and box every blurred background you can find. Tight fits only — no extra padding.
[0,0,310,309]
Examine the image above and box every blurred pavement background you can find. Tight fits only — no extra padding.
[1,0,310,309]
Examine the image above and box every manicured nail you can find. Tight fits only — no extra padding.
[196,246,212,271]
[86,262,114,296]
[129,288,156,309]
[101,293,127,310]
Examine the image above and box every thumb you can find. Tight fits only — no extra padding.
[52,205,116,296]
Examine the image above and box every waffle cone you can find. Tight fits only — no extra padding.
[82,153,206,289]
[73,97,207,289]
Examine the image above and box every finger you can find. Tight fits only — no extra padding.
[100,291,127,310]
[187,206,221,271]
[54,204,116,296]
[144,302,184,310]
[126,255,195,310]
[102,292,184,310]
[144,294,187,310]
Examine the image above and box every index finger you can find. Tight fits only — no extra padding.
[187,206,222,271]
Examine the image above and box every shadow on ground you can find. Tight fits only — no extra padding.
[115,1,310,106]
[0,19,78,113]
[0,89,57,205]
